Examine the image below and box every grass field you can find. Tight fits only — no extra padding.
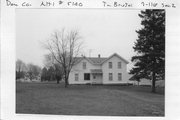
[16,82,165,116]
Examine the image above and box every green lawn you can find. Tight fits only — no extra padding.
[16,82,164,116]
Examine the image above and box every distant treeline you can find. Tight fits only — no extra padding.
[16,59,63,83]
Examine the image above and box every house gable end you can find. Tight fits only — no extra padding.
[101,53,129,65]
[73,57,94,67]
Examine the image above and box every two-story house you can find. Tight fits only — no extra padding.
[68,53,129,84]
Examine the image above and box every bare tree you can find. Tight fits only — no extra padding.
[43,54,55,69]
[16,59,27,79]
[43,28,83,87]
[16,59,27,72]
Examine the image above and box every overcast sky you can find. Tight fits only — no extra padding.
[16,9,142,70]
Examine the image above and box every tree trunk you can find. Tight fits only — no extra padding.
[151,72,156,93]
[57,79,59,84]
[64,77,69,88]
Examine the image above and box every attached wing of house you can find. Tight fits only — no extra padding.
[68,53,130,84]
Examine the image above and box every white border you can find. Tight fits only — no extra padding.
[1,0,180,120]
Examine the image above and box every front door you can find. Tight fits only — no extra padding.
[92,74,102,84]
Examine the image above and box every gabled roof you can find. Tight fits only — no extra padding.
[87,57,107,64]
[73,57,94,65]
[73,57,107,65]
[74,53,129,65]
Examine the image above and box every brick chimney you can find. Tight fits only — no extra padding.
[98,54,101,58]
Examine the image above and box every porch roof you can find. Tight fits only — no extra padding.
[90,69,103,74]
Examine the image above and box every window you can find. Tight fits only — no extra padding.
[93,75,96,79]
[83,62,86,69]
[118,73,122,81]
[109,73,113,81]
[109,62,112,69]
[118,62,121,69]
[84,73,90,80]
[75,73,79,81]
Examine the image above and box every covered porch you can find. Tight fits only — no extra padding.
[90,69,103,84]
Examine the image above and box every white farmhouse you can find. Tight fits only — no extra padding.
[68,53,130,84]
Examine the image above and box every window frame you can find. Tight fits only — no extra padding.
[83,62,86,69]
[109,62,112,69]
[75,73,79,81]
[118,62,121,69]
[118,73,122,81]
[84,73,90,80]
[109,73,113,81]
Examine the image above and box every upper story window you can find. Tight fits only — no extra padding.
[109,62,112,69]
[118,62,121,69]
[109,73,113,81]
[83,62,86,69]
